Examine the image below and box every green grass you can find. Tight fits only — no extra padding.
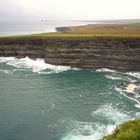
[103,119,140,140]
[0,32,140,40]
[0,23,140,39]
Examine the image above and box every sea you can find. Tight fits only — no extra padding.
[0,20,140,140]
[0,20,95,36]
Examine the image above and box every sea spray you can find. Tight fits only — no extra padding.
[62,104,131,140]
[0,57,79,74]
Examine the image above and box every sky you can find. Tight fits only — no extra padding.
[0,0,140,21]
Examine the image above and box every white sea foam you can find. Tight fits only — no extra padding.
[115,86,140,108]
[105,75,122,80]
[126,72,140,79]
[0,57,78,74]
[96,68,117,73]
[105,73,138,83]
[0,69,12,74]
[123,77,137,83]
[62,104,131,140]
[91,104,130,124]
[62,121,116,140]
[96,68,140,80]
[0,57,16,63]
[135,112,140,118]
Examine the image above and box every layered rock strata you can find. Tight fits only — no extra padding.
[0,37,140,71]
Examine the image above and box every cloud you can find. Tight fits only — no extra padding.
[0,0,25,20]
[0,0,140,20]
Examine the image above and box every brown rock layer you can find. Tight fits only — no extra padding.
[0,37,140,71]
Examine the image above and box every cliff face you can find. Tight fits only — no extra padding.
[0,37,140,71]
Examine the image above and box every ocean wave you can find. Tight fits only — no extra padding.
[62,121,116,140]
[115,86,140,108]
[96,68,117,73]
[105,75,122,80]
[105,74,137,83]
[0,69,13,74]
[96,68,140,82]
[0,57,78,74]
[91,104,131,124]
[126,72,140,79]
[62,104,131,140]
[122,76,138,83]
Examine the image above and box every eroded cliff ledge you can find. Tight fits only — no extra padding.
[0,36,140,71]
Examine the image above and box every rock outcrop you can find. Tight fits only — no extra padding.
[0,37,140,71]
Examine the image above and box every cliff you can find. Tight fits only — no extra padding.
[0,36,140,71]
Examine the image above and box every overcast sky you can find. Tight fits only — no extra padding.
[0,0,140,21]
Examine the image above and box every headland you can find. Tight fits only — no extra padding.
[0,23,140,71]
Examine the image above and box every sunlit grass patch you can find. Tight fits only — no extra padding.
[103,119,140,140]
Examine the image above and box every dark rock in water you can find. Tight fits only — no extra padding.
[0,37,140,71]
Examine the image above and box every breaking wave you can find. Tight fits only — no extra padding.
[105,75,122,80]
[0,57,140,140]
[91,104,131,124]
[97,68,140,81]
[0,69,13,74]
[62,122,116,140]
[0,57,78,74]
[62,104,132,140]
[96,68,117,73]
[115,86,140,108]
[126,72,140,79]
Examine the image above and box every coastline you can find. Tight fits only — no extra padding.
[0,23,140,72]
[0,23,140,140]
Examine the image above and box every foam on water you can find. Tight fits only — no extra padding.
[103,71,140,109]
[91,104,131,124]
[0,57,140,140]
[97,68,140,82]
[115,86,140,108]
[0,69,13,74]
[105,75,122,80]
[105,75,138,83]
[96,68,117,73]
[62,122,116,140]
[62,104,131,140]
[96,68,140,78]
[0,57,78,74]
[126,72,140,79]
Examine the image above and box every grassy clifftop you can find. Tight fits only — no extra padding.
[0,23,140,71]
[103,119,140,140]
[0,33,140,40]
[56,23,140,36]
[0,23,140,39]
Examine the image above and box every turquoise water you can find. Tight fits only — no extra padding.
[0,57,140,140]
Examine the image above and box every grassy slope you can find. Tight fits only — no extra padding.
[103,119,140,140]
[0,23,140,39]
[0,32,140,40]
[60,23,140,36]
